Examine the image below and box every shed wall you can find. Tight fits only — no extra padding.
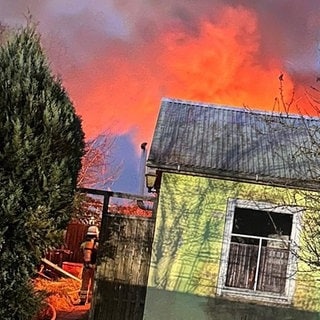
[144,173,320,319]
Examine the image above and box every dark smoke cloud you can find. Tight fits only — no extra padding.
[1,1,319,78]
[236,1,320,81]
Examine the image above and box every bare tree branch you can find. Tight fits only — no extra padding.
[77,130,123,189]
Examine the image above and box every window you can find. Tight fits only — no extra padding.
[217,199,301,303]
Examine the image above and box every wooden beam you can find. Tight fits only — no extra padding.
[41,258,81,282]
[77,187,156,202]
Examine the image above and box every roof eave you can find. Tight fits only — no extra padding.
[146,161,320,192]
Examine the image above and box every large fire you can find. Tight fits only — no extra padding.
[52,5,316,143]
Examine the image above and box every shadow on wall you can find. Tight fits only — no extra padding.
[144,288,320,320]
[206,296,319,320]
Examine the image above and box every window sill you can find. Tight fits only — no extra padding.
[220,287,292,306]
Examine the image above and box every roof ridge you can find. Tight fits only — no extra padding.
[161,97,320,122]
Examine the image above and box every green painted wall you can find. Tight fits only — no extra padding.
[144,173,320,319]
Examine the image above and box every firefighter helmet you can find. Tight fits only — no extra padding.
[87,225,99,237]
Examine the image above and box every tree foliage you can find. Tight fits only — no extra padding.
[0,26,84,319]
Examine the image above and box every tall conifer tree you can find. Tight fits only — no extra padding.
[0,26,85,319]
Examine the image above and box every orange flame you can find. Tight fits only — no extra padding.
[64,5,308,144]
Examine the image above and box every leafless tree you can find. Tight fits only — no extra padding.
[250,76,320,270]
[74,130,122,225]
[77,130,122,189]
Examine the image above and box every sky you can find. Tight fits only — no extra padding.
[1,1,320,193]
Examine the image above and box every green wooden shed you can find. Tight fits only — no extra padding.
[143,97,320,320]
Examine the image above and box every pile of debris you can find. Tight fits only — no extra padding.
[34,277,81,311]
[34,258,83,316]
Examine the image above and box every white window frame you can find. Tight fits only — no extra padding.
[216,199,302,304]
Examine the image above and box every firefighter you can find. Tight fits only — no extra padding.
[79,225,99,305]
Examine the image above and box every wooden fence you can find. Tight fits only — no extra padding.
[75,189,157,320]
[64,222,89,262]
[46,222,89,266]
[91,214,155,319]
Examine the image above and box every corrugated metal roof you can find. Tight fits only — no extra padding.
[147,97,320,190]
